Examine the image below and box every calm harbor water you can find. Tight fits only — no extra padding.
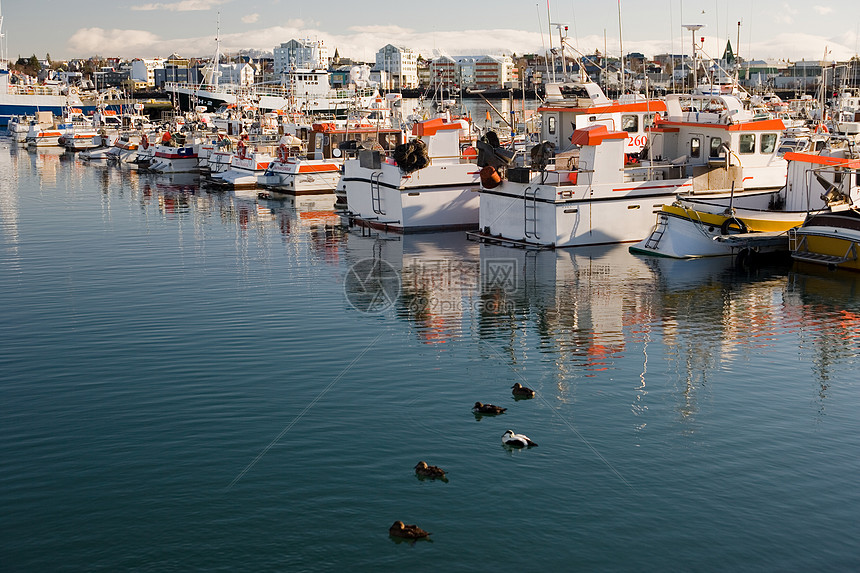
[2,141,859,571]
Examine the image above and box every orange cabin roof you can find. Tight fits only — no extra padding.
[412,117,467,137]
[569,124,628,146]
[784,152,860,169]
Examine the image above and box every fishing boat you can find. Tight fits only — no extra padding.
[106,132,144,164]
[630,136,860,258]
[343,114,481,232]
[24,114,66,148]
[472,88,789,249]
[207,136,276,189]
[5,114,34,142]
[788,150,860,270]
[148,131,206,174]
[259,121,405,196]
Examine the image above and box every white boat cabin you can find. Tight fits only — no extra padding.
[539,80,666,155]
[646,93,787,191]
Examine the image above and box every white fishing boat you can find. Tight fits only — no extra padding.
[5,114,33,142]
[259,121,405,196]
[24,117,65,147]
[106,132,143,164]
[472,91,789,249]
[207,137,276,189]
[343,115,481,232]
[148,131,207,173]
[78,133,118,161]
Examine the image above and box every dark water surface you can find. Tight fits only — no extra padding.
[1,143,859,571]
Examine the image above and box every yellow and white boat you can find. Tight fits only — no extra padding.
[788,151,860,270]
[630,194,807,259]
[633,145,860,259]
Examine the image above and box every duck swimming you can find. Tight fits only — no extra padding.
[502,429,538,447]
[473,402,507,415]
[414,461,447,480]
[511,383,536,398]
[389,520,431,539]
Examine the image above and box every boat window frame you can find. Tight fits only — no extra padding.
[739,133,755,154]
[621,114,639,133]
[709,137,723,158]
[547,115,557,135]
[760,133,777,154]
[690,136,701,158]
[644,113,656,129]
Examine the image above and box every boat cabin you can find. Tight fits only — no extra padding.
[309,122,404,160]
[539,80,666,155]
[646,93,786,191]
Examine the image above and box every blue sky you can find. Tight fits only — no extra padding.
[2,0,858,63]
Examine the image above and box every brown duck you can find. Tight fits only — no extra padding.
[414,461,447,480]
[473,402,507,415]
[511,383,536,398]
[389,520,430,539]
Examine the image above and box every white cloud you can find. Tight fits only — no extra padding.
[68,28,164,55]
[241,14,260,24]
[813,5,834,15]
[131,0,229,11]
[64,22,857,63]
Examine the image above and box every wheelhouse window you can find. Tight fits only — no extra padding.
[690,137,701,158]
[709,137,723,157]
[739,134,755,154]
[621,114,639,132]
[644,113,656,129]
[760,133,777,154]
[548,116,557,135]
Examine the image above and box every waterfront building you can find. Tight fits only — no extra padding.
[429,55,458,89]
[775,60,834,90]
[154,65,202,89]
[374,44,418,90]
[273,39,330,77]
[131,58,166,88]
[475,54,517,89]
[214,62,256,86]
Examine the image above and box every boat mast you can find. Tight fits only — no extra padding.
[546,0,555,83]
[618,0,624,93]
[213,13,221,92]
[683,24,704,90]
[0,0,7,68]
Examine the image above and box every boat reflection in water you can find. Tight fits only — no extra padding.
[786,265,860,411]
[340,230,860,422]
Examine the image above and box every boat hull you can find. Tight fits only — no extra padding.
[344,160,481,232]
[790,210,860,271]
[258,159,342,195]
[630,195,804,258]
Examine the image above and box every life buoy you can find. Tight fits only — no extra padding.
[814,123,829,134]
[237,140,247,160]
[278,143,288,162]
[721,217,748,235]
[141,133,149,150]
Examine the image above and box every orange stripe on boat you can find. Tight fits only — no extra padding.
[297,164,340,173]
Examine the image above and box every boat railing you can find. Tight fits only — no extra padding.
[165,82,379,101]
[6,84,64,96]
[525,168,594,187]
